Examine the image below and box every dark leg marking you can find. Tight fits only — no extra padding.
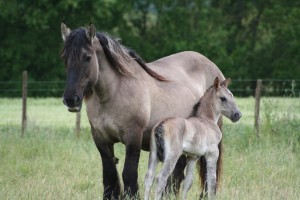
[92,131,120,200]
[122,143,141,198]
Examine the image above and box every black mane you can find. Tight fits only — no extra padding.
[96,32,166,80]
[192,100,201,116]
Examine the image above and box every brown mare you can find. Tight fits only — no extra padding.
[61,23,225,199]
[144,77,242,200]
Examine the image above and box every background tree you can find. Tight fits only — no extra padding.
[0,0,299,96]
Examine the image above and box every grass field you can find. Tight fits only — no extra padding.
[0,97,299,200]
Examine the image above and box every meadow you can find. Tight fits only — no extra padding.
[0,97,299,200]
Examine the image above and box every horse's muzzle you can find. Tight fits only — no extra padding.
[231,111,242,122]
[62,95,82,112]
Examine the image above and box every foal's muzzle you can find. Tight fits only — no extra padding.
[231,111,242,122]
[62,95,82,112]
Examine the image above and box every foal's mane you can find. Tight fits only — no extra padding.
[192,85,214,117]
[62,28,166,81]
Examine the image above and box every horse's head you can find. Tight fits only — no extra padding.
[61,23,100,112]
[213,77,242,122]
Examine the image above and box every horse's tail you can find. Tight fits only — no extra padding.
[198,117,223,197]
[154,122,165,162]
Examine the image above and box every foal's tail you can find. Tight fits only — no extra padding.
[198,117,223,197]
[154,122,166,162]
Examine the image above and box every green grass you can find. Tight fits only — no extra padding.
[0,98,299,200]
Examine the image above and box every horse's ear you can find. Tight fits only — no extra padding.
[221,78,231,87]
[86,23,96,44]
[213,77,220,89]
[61,22,71,42]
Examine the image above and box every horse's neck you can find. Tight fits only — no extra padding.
[196,91,220,123]
[93,50,120,101]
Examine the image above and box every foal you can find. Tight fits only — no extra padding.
[144,77,242,200]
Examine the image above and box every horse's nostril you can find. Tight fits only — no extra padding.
[74,95,80,104]
[234,112,242,119]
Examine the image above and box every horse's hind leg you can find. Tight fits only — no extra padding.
[92,131,120,200]
[155,152,182,200]
[181,156,198,200]
[166,155,187,195]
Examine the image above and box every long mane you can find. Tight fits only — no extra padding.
[96,32,166,81]
[61,28,166,81]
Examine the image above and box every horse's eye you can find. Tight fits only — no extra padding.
[220,97,227,102]
[84,56,92,62]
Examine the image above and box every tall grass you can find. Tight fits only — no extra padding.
[0,98,299,200]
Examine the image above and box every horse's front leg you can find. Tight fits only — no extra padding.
[92,129,121,200]
[122,126,143,198]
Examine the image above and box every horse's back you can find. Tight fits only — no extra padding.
[147,51,224,100]
[148,51,224,84]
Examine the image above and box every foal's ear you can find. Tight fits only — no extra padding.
[213,77,220,89]
[221,78,231,88]
[86,23,96,44]
[61,22,71,42]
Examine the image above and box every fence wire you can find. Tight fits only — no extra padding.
[0,79,300,97]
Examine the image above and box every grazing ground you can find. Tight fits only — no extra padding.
[0,97,299,200]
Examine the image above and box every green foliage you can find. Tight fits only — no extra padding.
[1,0,300,96]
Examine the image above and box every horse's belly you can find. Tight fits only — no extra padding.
[183,141,206,156]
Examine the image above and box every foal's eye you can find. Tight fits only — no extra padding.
[220,97,227,102]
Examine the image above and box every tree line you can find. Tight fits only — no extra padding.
[0,0,299,96]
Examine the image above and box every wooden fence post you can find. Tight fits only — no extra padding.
[76,111,81,137]
[254,79,262,138]
[21,71,28,137]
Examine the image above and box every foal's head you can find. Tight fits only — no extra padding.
[212,77,242,122]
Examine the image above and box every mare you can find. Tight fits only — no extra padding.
[144,77,242,200]
[61,23,225,199]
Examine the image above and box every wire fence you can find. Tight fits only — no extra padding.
[0,81,65,97]
[2,75,299,137]
[230,79,300,97]
[1,79,300,97]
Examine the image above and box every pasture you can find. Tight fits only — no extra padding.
[0,97,299,200]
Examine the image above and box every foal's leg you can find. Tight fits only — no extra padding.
[166,155,187,195]
[181,156,198,200]
[205,148,219,199]
[92,131,120,200]
[155,152,182,200]
[199,117,223,199]
[144,150,159,200]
